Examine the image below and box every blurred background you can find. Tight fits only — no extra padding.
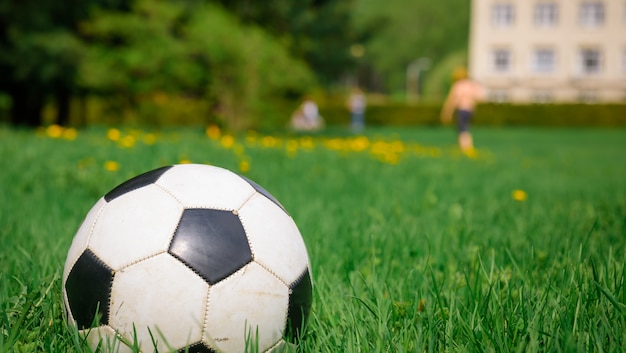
[0,0,624,130]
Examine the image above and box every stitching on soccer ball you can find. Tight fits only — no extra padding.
[65,199,108,283]
[115,250,168,272]
[153,182,184,207]
[253,260,290,288]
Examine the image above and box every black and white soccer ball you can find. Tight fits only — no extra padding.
[62,164,313,353]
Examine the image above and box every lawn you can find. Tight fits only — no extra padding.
[1,124,625,352]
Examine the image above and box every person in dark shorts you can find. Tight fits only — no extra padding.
[441,68,484,155]
[456,109,473,134]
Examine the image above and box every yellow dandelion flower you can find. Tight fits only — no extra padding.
[62,127,77,140]
[512,189,528,202]
[179,159,192,164]
[463,148,478,159]
[261,136,278,148]
[46,124,64,138]
[286,140,299,157]
[107,128,121,141]
[239,160,250,173]
[121,135,136,148]
[206,125,221,140]
[389,141,405,153]
[104,161,120,172]
[324,138,344,151]
[299,136,314,150]
[370,141,388,155]
[220,135,235,149]
[350,136,369,152]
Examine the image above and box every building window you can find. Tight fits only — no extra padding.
[533,49,556,73]
[580,2,605,26]
[579,48,602,74]
[493,49,512,72]
[535,3,558,26]
[492,3,515,26]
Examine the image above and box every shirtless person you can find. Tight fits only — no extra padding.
[441,68,484,154]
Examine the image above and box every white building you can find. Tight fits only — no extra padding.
[469,0,626,102]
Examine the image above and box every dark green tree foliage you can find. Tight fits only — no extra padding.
[79,0,315,130]
[0,0,127,126]
[352,0,470,93]
[215,0,360,85]
[0,0,472,127]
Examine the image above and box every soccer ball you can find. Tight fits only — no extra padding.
[62,164,313,353]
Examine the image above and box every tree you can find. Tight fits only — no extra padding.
[214,0,361,85]
[352,0,470,94]
[0,0,128,126]
[79,0,315,130]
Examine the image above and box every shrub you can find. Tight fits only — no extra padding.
[78,0,315,131]
[320,102,626,127]
[474,103,626,127]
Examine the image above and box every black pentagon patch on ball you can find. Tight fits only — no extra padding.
[285,269,313,343]
[178,342,216,353]
[240,176,287,214]
[104,165,173,202]
[65,249,113,329]
[169,208,252,285]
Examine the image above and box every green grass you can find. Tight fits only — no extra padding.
[1,124,625,352]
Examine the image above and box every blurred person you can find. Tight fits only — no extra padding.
[347,87,366,132]
[441,67,484,155]
[290,96,324,131]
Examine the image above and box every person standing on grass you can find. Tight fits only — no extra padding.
[347,87,366,132]
[441,67,484,155]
